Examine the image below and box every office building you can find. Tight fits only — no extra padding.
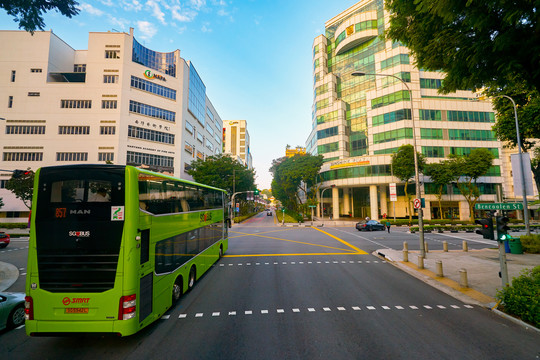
[308,0,517,221]
[0,29,223,222]
[222,120,252,169]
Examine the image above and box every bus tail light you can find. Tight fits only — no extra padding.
[25,296,34,320]
[118,294,136,320]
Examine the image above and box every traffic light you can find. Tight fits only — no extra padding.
[12,169,31,178]
[496,216,510,241]
[475,218,494,240]
[254,189,259,196]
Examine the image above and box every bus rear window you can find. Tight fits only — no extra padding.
[50,180,112,203]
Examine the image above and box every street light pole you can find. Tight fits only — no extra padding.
[320,186,334,222]
[352,71,425,257]
[500,95,530,235]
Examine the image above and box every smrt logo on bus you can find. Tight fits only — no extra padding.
[69,231,90,237]
[200,212,212,222]
[62,297,90,306]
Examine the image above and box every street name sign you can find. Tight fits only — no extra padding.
[475,203,523,211]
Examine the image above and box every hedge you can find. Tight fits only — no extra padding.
[497,266,540,328]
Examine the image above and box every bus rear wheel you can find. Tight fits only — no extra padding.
[188,267,196,290]
[219,245,223,258]
[172,278,183,303]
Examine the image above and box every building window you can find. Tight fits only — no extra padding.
[61,99,92,108]
[126,151,174,169]
[105,50,120,59]
[103,75,119,83]
[422,146,445,158]
[130,76,176,100]
[197,151,204,160]
[3,152,43,161]
[372,109,411,126]
[185,121,194,134]
[102,100,118,109]
[185,141,194,154]
[447,110,495,123]
[188,63,206,125]
[128,125,175,145]
[28,92,40,97]
[448,129,497,141]
[0,180,7,188]
[6,125,45,134]
[184,162,192,173]
[132,38,176,77]
[56,152,88,161]
[129,100,175,122]
[74,64,86,73]
[373,128,414,144]
[30,68,42,73]
[420,128,444,139]
[58,126,90,135]
[100,126,116,135]
[11,70,15,82]
[98,152,114,162]
[317,142,339,154]
[317,126,339,139]
[196,132,204,144]
[419,109,442,121]
[8,96,13,108]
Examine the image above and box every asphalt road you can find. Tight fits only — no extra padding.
[1,213,538,359]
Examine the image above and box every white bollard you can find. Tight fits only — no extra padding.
[443,241,448,252]
[418,255,424,269]
[403,249,409,262]
[459,268,468,288]
[436,261,443,277]
[403,241,408,251]
[424,241,429,253]
[462,241,468,252]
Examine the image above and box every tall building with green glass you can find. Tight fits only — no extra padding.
[307,0,505,221]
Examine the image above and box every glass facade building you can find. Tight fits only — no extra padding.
[308,0,504,221]
[132,38,177,77]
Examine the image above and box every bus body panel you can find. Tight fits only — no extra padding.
[26,165,228,337]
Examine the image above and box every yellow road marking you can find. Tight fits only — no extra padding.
[224,252,364,257]
[231,231,357,252]
[311,227,368,254]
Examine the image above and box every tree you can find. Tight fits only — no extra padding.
[187,154,256,195]
[449,149,494,221]
[270,154,323,213]
[385,0,540,93]
[486,81,540,195]
[391,145,425,222]
[424,160,459,219]
[1,0,80,33]
[5,168,34,209]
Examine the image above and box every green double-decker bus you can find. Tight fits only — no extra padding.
[25,164,228,336]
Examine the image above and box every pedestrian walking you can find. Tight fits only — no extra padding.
[386,221,391,233]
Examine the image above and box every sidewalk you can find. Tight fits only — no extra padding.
[375,247,539,307]
[0,261,19,292]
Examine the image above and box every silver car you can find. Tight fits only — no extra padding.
[0,292,25,331]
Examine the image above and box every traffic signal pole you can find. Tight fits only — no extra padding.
[495,216,510,287]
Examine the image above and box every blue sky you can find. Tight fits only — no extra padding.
[1,0,356,189]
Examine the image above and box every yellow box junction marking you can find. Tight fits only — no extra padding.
[224,227,367,257]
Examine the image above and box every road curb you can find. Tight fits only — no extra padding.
[0,261,19,292]
[491,309,540,334]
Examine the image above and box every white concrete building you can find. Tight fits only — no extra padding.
[0,29,223,222]
[222,120,252,169]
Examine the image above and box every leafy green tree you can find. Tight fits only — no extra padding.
[486,82,540,195]
[1,0,80,33]
[449,149,494,221]
[385,0,540,93]
[424,160,459,219]
[5,168,34,209]
[270,154,323,213]
[187,154,256,195]
[391,145,425,222]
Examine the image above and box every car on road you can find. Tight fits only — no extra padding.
[0,292,25,331]
[0,232,10,248]
[267,210,272,216]
[356,220,385,231]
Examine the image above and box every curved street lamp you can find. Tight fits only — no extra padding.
[352,71,425,257]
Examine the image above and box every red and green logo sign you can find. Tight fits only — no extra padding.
[143,69,166,81]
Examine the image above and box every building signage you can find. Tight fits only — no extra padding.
[143,69,166,82]
[330,160,370,169]
[474,203,524,211]
[389,183,397,202]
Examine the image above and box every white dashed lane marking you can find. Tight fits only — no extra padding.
[164,304,475,320]
[214,260,385,267]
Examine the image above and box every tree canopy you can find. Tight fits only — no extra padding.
[391,144,425,221]
[1,0,80,33]
[424,160,459,219]
[270,154,323,213]
[385,0,540,93]
[5,169,34,209]
[187,154,256,195]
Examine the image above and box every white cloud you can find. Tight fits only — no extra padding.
[170,5,197,22]
[201,22,212,33]
[146,1,166,25]
[80,3,105,16]
[99,0,114,6]
[136,20,158,40]
[108,16,130,30]
[122,0,143,11]
[190,0,206,11]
